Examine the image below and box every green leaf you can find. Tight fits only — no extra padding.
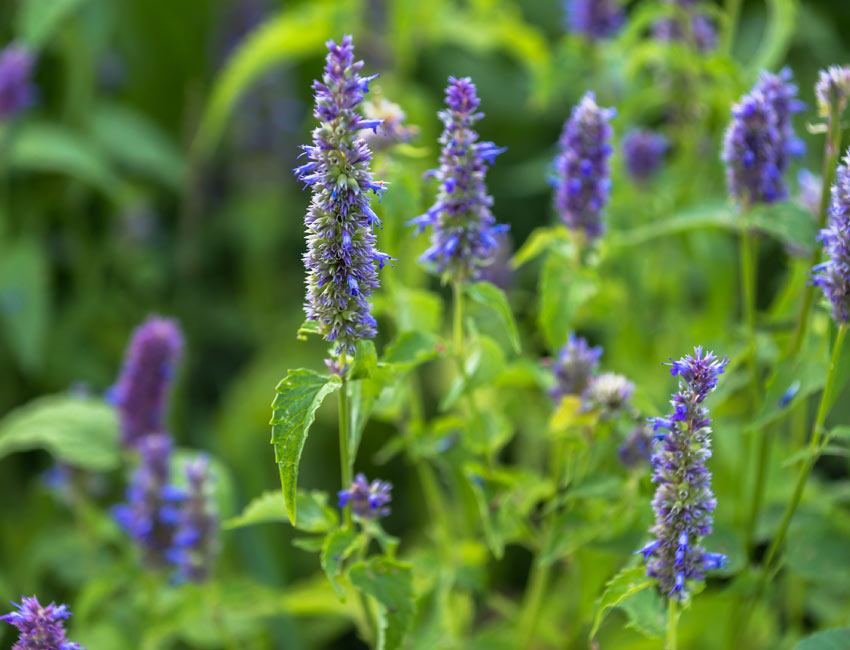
[786,516,850,588]
[225,490,337,532]
[321,529,361,600]
[794,628,850,650]
[16,0,86,49]
[296,320,321,340]
[89,103,185,190]
[539,253,596,350]
[511,225,569,268]
[441,335,505,410]
[350,340,379,380]
[0,395,119,470]
[751,0,797,72]
[382,331,440,368]
[465,282,520,353]
[349,557,415,650]
[270,369,342,525]
[617,586,665,640]
[589,566,655,640]
[0,238,49,372]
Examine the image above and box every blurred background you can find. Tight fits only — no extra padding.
[2,0,850,648]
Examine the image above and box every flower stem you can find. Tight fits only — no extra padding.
[722,0,742,54]
[744,421,771,555]
[338,366,353,531]
[518,552,552,649]
[666,598,679,650]
[739,213,759,405]
[453,280,464,355]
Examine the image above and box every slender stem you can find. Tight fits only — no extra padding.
[790,117,842,356]
[338,368,353,531]
[722,0,743,55]
[518,554,552,649]
[739,214,759,404]
[666,599,679,650]
[452,280,464,355]
[744,422,770,555]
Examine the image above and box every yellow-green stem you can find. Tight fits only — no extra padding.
[453,280,464,355]
[339,372,352,531]
[666,599,679,650]
[722,0,743,55]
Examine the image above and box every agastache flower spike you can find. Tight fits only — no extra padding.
[813,149,850,324]
[653,0,717,53]
[754,68,806,162]
[410,76,507,282]
[637,347,729,599]
[622,129,669,183]
[0,44,36,120]
[338,473,392,519]
[553,91,615,240]
[564,0,624,40]
[549,333,602,402]
[112,433,184,569]
[110,316,184,449]
[815,65,850,119]
[1,596,84,650]
[168,458,219,583]
[295,35,389,354]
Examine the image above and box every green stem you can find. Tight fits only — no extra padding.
[790,117,843,356]
[744,422,770,555]
[739,213,759,405]
[518,554,552,649]
[339,370,353,531]
[666,599,679,650]
[453,280,464,355]
[722,0,743,55]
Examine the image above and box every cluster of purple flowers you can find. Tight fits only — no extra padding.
[411,76,507,283]
[168,458,219,583]
[564,0,624,40]
[0,44,36,120]
[294,35,390,354]
[638,347,728,599]
[653,0,717,53]
[622,129,669,183]
[618,425,654,467]
[722,69,804,206]
[813,150,850,324]
[815,65,850,119]
[2,597,83,650]
[109,316,184,449]
[553,92,615,241]
[339,473,392,519]
[360,93,418,151]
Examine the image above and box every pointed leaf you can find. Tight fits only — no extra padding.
[589,565,655,640]
[225,490,337,532]
[465,281,520,353]
[794,628,850,650]
[349,557,415,650]
[321,529,360,600]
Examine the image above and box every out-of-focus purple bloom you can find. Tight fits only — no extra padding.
[618,425,654,467]
[583,371,634,419]
[1,596,84,650]
[553,91,615,240]
[815,65,850,119]
[295,35,389,354]
[778,380,801,409]
[550,333,602,402]
[168,458,219,583]
[797,169,822,217]
[755,68,806,162]
[654,0,717,53]
[478,232,514,290]
[338,473,392,519]
[410,76,507,283]
[638,347,728,599]
[113,433,184,569]
[110,316,184,449]
[813,149,850,324]
[0,44,36,120]
[622,129,669,183]
[360,92,419,151]
[564,0,624,40]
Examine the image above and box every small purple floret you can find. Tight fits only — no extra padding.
[564,0,624,40]
[0,45,36,120]
[1,596,84,650]
[813,149,850,324]
[338,473,392,519]
[549,333,602,402]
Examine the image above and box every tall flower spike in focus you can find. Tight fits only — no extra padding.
[813,148,850,324]
[549,333,602,402]
[554,91,616,241]
[637,347,729,599]
[294,35,390,354]
[338,473,392,519]
[410,76,507,283]
[168,458,219,583]
[564,0,624,40]
[110,316,184,449]
[113,433,184,569]
[1,596,84,650]
[0,44,36,120]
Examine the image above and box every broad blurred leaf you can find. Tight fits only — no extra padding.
[321,529,360,600]
[539,253,596,351]
[441,335,505,410]
[382,331,441,368]
[465,282,520,353]
[786,516,850,588]
[0,395,119,470]
[616,586,664,640]
[15,0,86,49]
[0,237,49,372]
[225,490,337,533]
[589,566,655,640]
[349,557,415,650]
[270,369,342,524]
[795,628,850,650]
[751,0,797,72]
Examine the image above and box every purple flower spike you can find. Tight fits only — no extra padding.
[1,596,84,650]
[554,91,616,240]
[169,458,219,583]
[295,35,389,354]
[338,473,392,519]
[549,333,602,402]
[815,65,850,119]
[112,433,184,569]
[640,347,728,600]
[622,129,669,183]
[813,148,850,324]
[410,76,507,282]
[564,0,624,40]
[111,316,184,449]
[654,0,717,53]
[0,44,36,120]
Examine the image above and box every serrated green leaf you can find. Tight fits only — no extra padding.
[0,395,119,470]
[321,529,360,600]
[795,628,850,650]
[270,370,342,524]
[0,238,49,372]
[349,558,415,650]
[225,490,337,532]
[617,586,665,640]
[589,566,655,640]
[465,282,520,353]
